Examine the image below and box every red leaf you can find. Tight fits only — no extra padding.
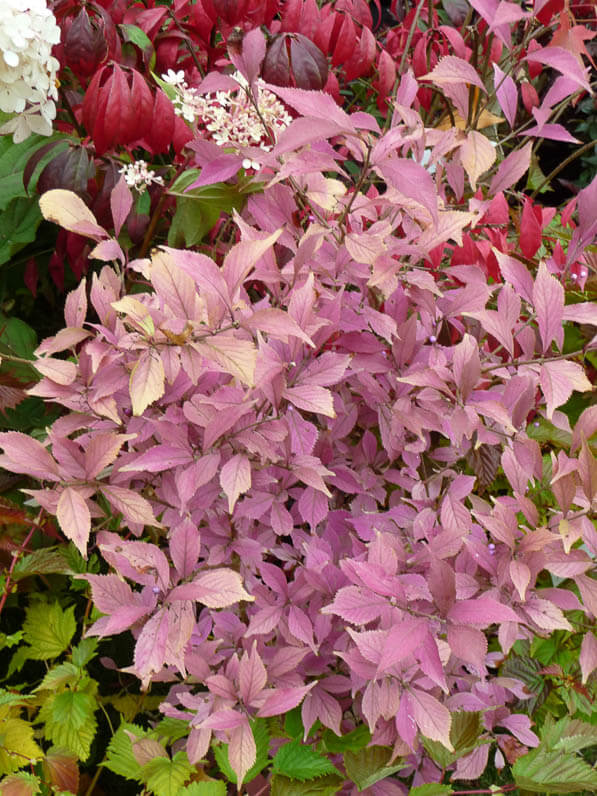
[519,197,542,258]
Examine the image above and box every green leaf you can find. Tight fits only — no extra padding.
[213,718,270,784]
[513,748,597,793]
[154,716,190,744]
[0,132,68,211]
[6,644,30,678]
[142,750,192,796]
[0,314,37,382]
[541,717,597,754]
[0,689,33,708]
[22,601,76,660]
[39,690,97,761]
[103,722,147,782]
[177,782,227,795]
[12,548,76,580]
[409,786,454,796]
[0,717,43,774]
[423,712,484,768]
[284,707,304,740]
[321,725,371,754]
[0,197,43,266]
[271,774,344,795]
[272,740,340,782]
[34,662,80,692]
[70,638,98,668]
[344,745,406,791]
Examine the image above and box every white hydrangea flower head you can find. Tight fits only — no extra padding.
[119,160,164,193]
[0,0,61,141]
[162,70,292,153]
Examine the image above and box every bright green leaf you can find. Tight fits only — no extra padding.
[321,725,371,754]
[142,750,192,796]
[344,745,406,791]
[178,782,227,795]
[70,638,98,668]
[271,774,344,795]
[34,662,79,692]
[272,740,340,782]
[284,707,304,740]
[0,717,43,774]
[409,785,454,796]
[103,722,147,782]
[513,748,597,793]
[22,601,76,660]
[39,690,97,761]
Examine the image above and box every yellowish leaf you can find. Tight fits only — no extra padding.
[130,350,165,416]
[460,131,497,191]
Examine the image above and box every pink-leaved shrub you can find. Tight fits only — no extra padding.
[1,22,597,791]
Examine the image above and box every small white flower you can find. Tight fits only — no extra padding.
[119,160,164,193]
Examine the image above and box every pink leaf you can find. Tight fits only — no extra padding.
[264,84,356,130]
[0,432,60,481]
[540,360,592,420]
[244,308,314,347]
[257,684,314,717]
[119,444,193,473]
[110,176,133,237]
[64,280,87,327]
[409,688,453,750]
[499,714,539,746]
[83,573,135,614]
[57,487,91,556]
[168,568,254,608]
[526,46,591,91]
[228,719,256,787]
[448,597,519,627]
[489,141,532,195]
[301,688,342,737]
[85,433,133,479]
[321,586,387,625]
[493,63,517,128]
[101,485,162,529]
[533,263,564,353]
[169,518,200,579]
[130,350,165,416]
[288,605,316,651]
[220,454,251,513]
[36,327,91,356]
[239,644,267,705]
[509,560,531,601]
[447,625,488,672]
[283,385,336,417]
[421,55,486,93]
[376,619,428,675]
[229,27,266,86]
[579,631,597,684]
[133,607,169,688]
[34,357,77,385]
[292,454,334,496]
[452,333,481,400]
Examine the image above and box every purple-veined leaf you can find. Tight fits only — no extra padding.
[533,263,564,353]
[489,141,532,195]
[228,719,256,787]
[168,568,254,608]
[257,684,315,717]
[130,350,165,416]
[0,432,60,481]
[409,688,454,750]
[379,158,439,225]
[298,352,352,388]
[110,175,133,237]
[57,487,91,555]
[220,454,251,513]
[448,597,519,627]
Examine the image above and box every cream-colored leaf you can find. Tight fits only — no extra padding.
[39,190,106,238]
[193,336,256,387]
[130,350,165,415]
[460,131,497,191]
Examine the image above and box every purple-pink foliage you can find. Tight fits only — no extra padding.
[1,60,597,786]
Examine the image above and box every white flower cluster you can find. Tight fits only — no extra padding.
[161,68,292,156]
[0,0,61,142]
[119,160,164,193]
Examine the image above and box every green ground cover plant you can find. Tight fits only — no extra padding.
[0,0,596,794]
